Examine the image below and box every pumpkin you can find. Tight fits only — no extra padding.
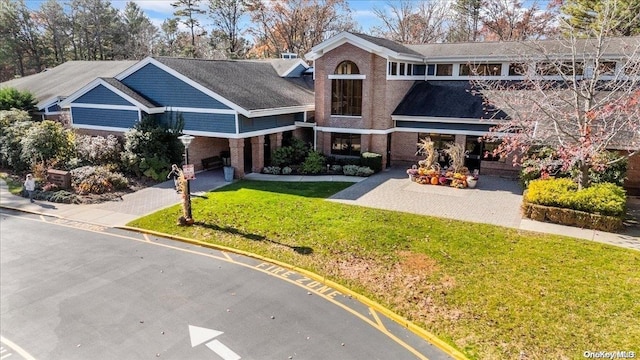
[430,176,439,185]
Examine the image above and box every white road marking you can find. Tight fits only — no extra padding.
[206,339,241,360]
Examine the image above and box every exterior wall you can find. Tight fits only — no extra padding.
[121,63,232,109]
[251,136,265,172]
[314,43,412,131]
[395,121,493,132]
[180,112,236,133]
[71,107,138,129]
[229,138,245,178]
[238,113,296,133]
[186,137,230,171]
[74,128,125,138]
[75,85,133,106]
[391,131,520,177]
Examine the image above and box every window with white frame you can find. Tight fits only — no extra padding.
[332,61,362,116]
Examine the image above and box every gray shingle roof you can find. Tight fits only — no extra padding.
[0,60,137,109]
[405,36,640,60]
[393,81,509,119]
[155,57,315,111]
[348,32,424,57]
[100,77,158,108]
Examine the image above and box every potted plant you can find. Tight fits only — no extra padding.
[406,166,419,181]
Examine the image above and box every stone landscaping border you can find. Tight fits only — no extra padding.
[521,199,623,232]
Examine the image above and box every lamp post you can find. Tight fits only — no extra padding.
[178,134,195,223]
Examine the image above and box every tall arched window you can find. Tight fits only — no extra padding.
[331,61,362,116]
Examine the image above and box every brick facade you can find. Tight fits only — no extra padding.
[251,135,265,173]
[228,138,245,178]
[186,137,229,171]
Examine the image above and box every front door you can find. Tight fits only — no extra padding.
[465,137,482,173]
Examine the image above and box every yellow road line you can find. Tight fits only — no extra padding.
[3,213,464,360]
[1,336,35,360]
[370,308,387,331]
[221,251,235,262]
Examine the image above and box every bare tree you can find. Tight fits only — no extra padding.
[480,0,559,41]
[208,0,248,58]
[371,0,449,44]
[474,8,640,189]
[247,0,355,58]
[172,0,206,57]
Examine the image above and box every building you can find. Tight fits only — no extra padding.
[2,32,638,193]
[305,32,640,192]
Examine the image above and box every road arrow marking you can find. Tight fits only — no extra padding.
[206,340,241,360]
[189,325,241,360]
[188,325,224,347]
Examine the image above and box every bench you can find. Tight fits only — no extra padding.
[201,156,223,170]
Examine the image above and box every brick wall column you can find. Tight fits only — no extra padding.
[455,134,467,148]
[270,133,282,152]
[370,134,388,168]
[251,135,265,173]
[229,138,244,178]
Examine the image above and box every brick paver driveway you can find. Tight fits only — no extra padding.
[329,167,525,229]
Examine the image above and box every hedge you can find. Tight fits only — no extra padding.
[524,178,626,217]
[360,152,382,173]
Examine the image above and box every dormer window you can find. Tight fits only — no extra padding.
[331,61,362,116]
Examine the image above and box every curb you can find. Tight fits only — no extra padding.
[118,225,470,360]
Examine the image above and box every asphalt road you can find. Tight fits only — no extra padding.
[0,209,452,360]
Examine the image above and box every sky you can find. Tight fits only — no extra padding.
[25,0,390,34]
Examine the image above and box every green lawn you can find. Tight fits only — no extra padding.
[128,180,640,360]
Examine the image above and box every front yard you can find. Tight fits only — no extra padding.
[129,180,639,359]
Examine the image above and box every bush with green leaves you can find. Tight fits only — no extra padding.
[0,87,37,112]
[74,134,123,167]
[520,147,628,188]
[525,178,626,217]
[121,114,184,181]
[361,152,383,173]
[70,165,129,195]
[300,151,326,174]
[20,120,75,169]
[263,166,281,175]
[0,110,34,170]
[343,165,374,177]
[270,137,309,167]
[282,166,292,175]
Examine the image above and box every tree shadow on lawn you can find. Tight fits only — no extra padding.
[193,221,313,255]
[213,180,352,199]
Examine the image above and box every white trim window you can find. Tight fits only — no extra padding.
[331,61,363,116]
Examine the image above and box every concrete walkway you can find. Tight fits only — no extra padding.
[0,169,229,227]
[2,167,639,250]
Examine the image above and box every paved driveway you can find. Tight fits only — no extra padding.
[330,168,525,229]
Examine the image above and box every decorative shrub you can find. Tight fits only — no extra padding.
[271,138,309,167]
[71,165,129,195]
[20,120,75,168]
[263,166,282,175]
[300,151,326,174]
[0,110,33,171]
[330,164,342,173]
[520,147,629,188]
[343,165,374,177]
[121,114,184,180]
[74,134,123,167]
[282,166,292,175]
[360,152,382,173]
[525,178,626,217]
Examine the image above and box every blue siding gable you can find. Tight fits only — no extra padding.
[75,84,134,106]
[47,104,61,113]
[180,112,236,134]
[238,113,296,133]
[121,63,232,110]
[72,107,138,129]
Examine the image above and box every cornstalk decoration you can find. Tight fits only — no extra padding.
[417,138,439,170]
[444,143,467,172]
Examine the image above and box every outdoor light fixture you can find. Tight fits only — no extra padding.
[178,134,195,223]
